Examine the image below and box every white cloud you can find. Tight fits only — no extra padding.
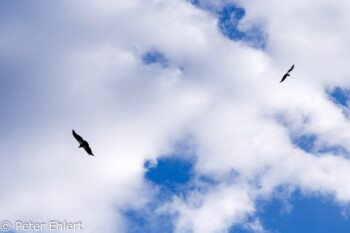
[2,0,350,232]
[170,184,256,233]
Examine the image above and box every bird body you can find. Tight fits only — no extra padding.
[280,64,294,83]
[72,130,94,156]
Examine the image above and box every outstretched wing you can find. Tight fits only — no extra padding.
[72,130,84,144]
[83,143,94,156]
[287,64,294,73]
[280,73,289,83]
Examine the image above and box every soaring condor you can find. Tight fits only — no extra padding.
[72,130,94,156]
[280,64,294,83]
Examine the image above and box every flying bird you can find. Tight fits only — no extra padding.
[280,64,294,83]
[72,130,94,156]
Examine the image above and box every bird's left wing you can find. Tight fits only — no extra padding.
[280,74,288,83]
[72,130,84,144]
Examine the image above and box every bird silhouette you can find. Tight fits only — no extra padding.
[72,130,94,156]
[280,64,294,83]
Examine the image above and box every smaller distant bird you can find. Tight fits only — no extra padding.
[280,64,294,83]
[72,130,94,156]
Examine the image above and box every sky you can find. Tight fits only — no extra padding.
[1,0,350,232]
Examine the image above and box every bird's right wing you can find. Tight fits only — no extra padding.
[72,130,84,144]
[84,145,94,156]
[287,64,294,73]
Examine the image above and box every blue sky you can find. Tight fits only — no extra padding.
[2,0,350,233]
[127,123,350,233]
